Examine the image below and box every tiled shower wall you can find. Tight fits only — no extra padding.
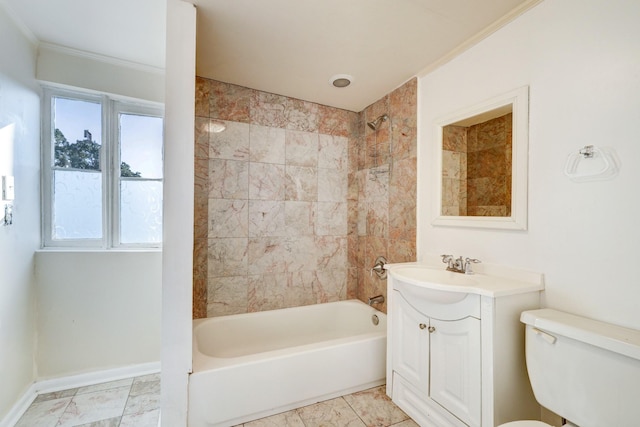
[193,77,417,318]
[356,81,417,312]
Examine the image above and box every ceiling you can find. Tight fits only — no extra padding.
[3,0,540,112]
[2,0,167,70]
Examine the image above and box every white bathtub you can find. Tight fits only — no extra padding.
[188,299,387,427]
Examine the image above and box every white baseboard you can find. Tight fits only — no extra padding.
[0,361,160,427]
[34,361,161,395]
[0,384,37,427]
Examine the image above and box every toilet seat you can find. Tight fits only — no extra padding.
[498,421,552,427]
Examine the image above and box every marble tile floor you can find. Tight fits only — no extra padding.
[14,373,160,427]
[234,385,419,427]
[15,377,416,427]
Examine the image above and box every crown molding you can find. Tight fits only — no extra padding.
[418,0,544,77]
[0,0,39,46]
[39,42,165,75]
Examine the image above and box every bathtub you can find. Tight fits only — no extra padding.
[188,299,387,427]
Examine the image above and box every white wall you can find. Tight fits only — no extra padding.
[0,4,41,420]
[161,1,196,426]
[0,0,166,421]
[418,0,640,329]
[29,1,166,385]
[34,251,162,378]
[37,44,165,104]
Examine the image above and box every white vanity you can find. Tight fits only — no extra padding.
[386,262,544,427]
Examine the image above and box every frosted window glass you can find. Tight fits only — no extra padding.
[53,170,102,239]
[120,180,163,244]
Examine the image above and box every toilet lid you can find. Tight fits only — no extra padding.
[498,422,553,427]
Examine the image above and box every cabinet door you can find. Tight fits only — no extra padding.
[392,291,430,394]
[430,316,481,427]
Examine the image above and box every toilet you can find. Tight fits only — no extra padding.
[499,308,640,427]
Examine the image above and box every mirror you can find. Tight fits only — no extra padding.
[432,86,529,230]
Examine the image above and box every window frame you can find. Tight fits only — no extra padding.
[42,86,164,249]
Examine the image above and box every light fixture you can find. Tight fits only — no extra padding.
[329,74,353,88]
[208,120,226,133]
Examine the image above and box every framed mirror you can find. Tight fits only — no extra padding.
[432,86,529,230]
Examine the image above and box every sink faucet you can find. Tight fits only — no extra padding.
[463,257,481,275]
[441,255,481,275]
[441,254,463,272]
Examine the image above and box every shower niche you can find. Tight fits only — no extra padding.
[432,86,529,230]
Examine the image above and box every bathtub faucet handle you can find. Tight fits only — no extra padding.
[370,256,387,279]
[371,263,384,275]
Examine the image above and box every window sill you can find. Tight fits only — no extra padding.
[36,247,162,254]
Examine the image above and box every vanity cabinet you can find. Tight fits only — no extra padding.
[392,292,481,427]
[386,263,543,427]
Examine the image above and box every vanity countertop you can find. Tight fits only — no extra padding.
[386,261,544,298]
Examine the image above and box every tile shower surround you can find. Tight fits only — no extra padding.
[194,77,417,318]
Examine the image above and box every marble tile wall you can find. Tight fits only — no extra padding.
[194,77,417,318]
[354,79,418,313]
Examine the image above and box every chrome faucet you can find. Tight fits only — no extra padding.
[441,255,481,275]
[441,254,463,272]
[463,257,481,275]
[368,295,385,306]
[370,256,387,280]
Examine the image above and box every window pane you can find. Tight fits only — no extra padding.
[53,97,102,170]
[120,180,163,244]
[120,114,163,178]
[53,170,102,239]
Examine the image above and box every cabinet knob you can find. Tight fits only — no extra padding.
[428,326,436,333]
[419,323,427,329]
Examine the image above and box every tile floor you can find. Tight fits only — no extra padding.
[14,373,160,427]
[235,386,418,427]
[15,376,417,427]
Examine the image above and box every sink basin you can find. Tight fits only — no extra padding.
[387,262,545,302]
[389,266,479,304]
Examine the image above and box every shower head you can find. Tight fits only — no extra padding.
[367,114,389,130]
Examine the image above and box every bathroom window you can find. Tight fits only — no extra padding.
[42,87,164,248]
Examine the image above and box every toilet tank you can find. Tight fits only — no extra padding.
[521,309,640,427]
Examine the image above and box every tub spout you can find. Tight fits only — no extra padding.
[368,295,385,306]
